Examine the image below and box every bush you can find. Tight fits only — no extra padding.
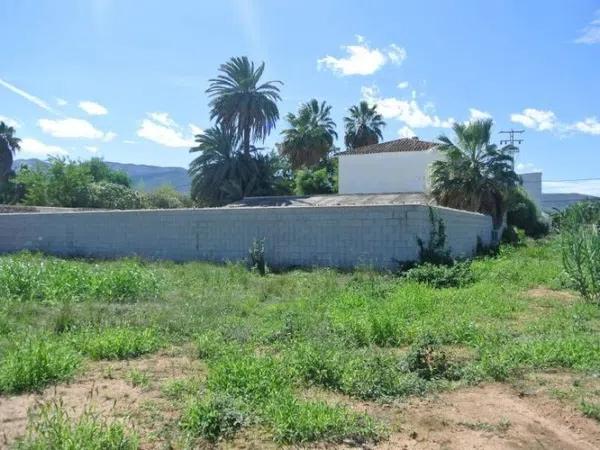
[248,238,267,276]
[561,224,600,303]
[0,338,80,394]
[14,401,139,450]
[180,393,246,442]
[87,182,147,209]
[294,167,335,195]
[403,334,451,380]
[74,328,161,360]
[403,262,475,288]
[506,188,549,238]
[552,200,600,230]
[146,185,192,209]
[417,208,453,266]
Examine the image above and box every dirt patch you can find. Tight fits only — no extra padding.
[525,287,578,302]
[379,383,600,450]
[0,351,204,449]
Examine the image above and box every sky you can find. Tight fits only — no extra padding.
[1,0,599,195]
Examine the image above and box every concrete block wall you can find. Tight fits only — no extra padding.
[0,205,493,269]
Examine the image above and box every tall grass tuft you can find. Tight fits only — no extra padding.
[0,338,80,394]
[14,400,139,450]
[73,327,161,360]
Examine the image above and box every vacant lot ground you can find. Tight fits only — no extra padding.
[1,237,599,448]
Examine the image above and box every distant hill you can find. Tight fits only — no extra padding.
[14,159,191,194]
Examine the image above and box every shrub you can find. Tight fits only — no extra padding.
[180,393,246,442]
[74,328,161,360]
[87,182,147,210]
[14,401,139,450]
[506,187,549,238]
[293,167,335,195]
[0,338,80,394]
[561,224,600,303]
[403,262,475,288]
[146,185,192,209]
[248,238,267,276]
[552,200,600,230]
[403,334,451,380]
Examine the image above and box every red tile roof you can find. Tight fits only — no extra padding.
[340,137,438,155]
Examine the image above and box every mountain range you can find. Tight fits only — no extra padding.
[14,159,191,194]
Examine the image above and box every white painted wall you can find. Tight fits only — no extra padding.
[338,149,442,194]
[520,172,542,208]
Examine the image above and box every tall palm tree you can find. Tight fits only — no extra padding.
[189,126,261,206]
[430,119,520,226]
[0,121,20,183]
[278,99,338,169]
[206,56,282,157]
[343,101,385,149]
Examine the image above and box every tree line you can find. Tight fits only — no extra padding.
[2,55,542,233]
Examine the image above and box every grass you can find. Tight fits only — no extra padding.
[1,236,599,446]
[14,401,139,450]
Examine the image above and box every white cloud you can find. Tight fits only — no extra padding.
[0,78,58,114]
[543,180,600,197]
[397,81,409,89]
[571,117,600,135]
[84,146,99,154]
[398,126,416,138]
[38,118,113,140]
[78,100,108,116]
[102,131,117,142]
[189,123,203,135]
[137,112,195,148]
[0,115,21,128]
[56,98,68,106]
[362,85,455,129]
[468,108,492,122]
[575,10,600,44]
[20,138,69,157]
[516,162,541,173]
[123,140,137,144]
[511,108,558,131]
[317,37,407,76]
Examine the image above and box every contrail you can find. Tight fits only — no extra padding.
[0,77,58,115]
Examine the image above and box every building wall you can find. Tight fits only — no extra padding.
[520,172,543,208]
[0,205,492,269]
[338,150,442,194]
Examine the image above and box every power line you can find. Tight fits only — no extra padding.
[499,129,525,146]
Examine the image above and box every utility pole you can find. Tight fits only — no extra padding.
[499,129,524,147]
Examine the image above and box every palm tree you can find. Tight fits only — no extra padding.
[0,121,20,183]
[189,126,261,206]
[207,56,282,157]
[430,119,520,227]
[343,101,385,149]
[278,99,338,169]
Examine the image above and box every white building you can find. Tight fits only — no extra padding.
[338,137,544,210]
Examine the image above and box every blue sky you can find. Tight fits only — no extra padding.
[1,0,599,194]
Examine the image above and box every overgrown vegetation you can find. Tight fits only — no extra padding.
[14,401,139,450]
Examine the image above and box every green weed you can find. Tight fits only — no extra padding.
[73,328,161,360]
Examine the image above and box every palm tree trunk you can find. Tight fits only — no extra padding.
[243,127,250,157]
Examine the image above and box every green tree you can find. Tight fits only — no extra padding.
[207,56,282,156]
[343,101,385,149]
[430,119,520,226]
[0,121,20,184]
[81,158,131,187]
[278,99,337,169]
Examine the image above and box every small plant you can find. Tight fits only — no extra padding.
[561,224,599,303]
[180,393,246,442]
[161,377,202,400]
[74,328,161,360]
[417,208,453,266]
[127,369,150,388]
[403,261,475,288]
[14,400,139,450]
[581,400,600,421]
[404,334,451,380]
[248,238,267,276]
[0,338,80,394]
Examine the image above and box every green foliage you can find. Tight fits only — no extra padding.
[294,167,333,195]
[88,181,147,209]
[417,208,453,266]
[0,253,160,303]
[14,401,139,450]
[580,401,600,421]
[404,334,451,380]
[431,119,520,226]
[145,185,192,209]
[561,223,600,303]
[82,158,131,187]
[344,101,385,149]
[180,393,246,442]
[73,328,161,360]
[0,120,21,184]
[0,338,80,394]
[506,187,549,238]
[278,99,337,169]
[552,200,600,230]
[403,262,475,288]
[248,238,267,275]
